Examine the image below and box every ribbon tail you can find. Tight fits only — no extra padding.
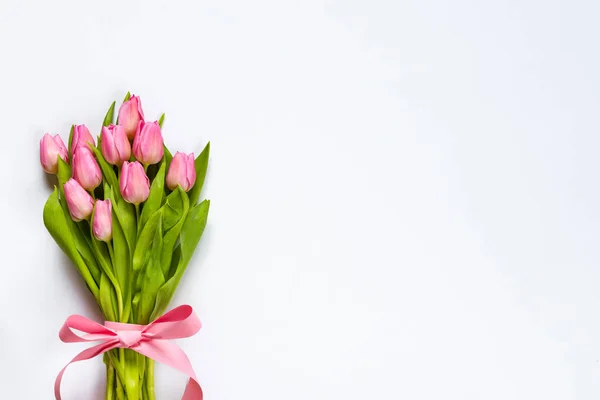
[54,341,118,400]
[181,378,204,400]
[136,340,203,399]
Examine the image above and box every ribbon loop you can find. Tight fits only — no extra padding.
[55,305,203,400]
[143,304,202,339]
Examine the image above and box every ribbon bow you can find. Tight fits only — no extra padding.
[55,305,203,399]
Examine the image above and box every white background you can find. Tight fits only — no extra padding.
[1,0,600,399]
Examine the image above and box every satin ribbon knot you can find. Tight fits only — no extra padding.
[54,305,203,399]
[116,329,142,348]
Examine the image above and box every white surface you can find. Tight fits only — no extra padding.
[1,0,600,398]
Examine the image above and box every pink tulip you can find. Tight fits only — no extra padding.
[118,95,145,140]
[64,178,95,221]
[120,161,150,204]
[92,199,112,242]
[101,124,131,166]
[132,121,164,165]
[40,133,69,174]
[166,152,196,192]
[72,124,95,151]
[72,147,102,191]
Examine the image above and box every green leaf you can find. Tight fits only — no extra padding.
[150,200,209,319]
[104,188,136,255]
[134,261,145,294]
[187,142,210,206]
[89,205,124,320]
[166,244,182,278]
[67,125,74,158]
[160,218,184,278]
[132,208,164,272]
[116,197,136,253]
[43,188,99,300]
[100,273,116,321]
[158,113,165,128]
[139,159,166,229]
[112,203,132,322]
[104,184,132,322]
[179,200,210,267]
[160,188,189,277]
[88,223,117,287]
[56,157,71,186]
[137,213,165,324]
[163,145,173,172]
[103,101,116,127]
[73,223,102,284]
[132,292,141,319]
[43,188,74,259]
[163,186,188,231]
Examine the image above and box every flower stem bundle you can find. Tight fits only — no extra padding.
[40,93,210,400]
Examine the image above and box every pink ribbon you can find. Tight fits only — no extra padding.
[55,305,203,400]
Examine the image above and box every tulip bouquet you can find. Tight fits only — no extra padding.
[40,93,210,400]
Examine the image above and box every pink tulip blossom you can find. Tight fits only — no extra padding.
[101,124,131,166]
[118,95,145,140]
[72,124,95,151]
[72,147,102,191]
[40,133,68,174]
[64,178,95,221]
[120,161,150,204]
[166,152,196,192]
[132,121,164,165]
[92,199,112,242]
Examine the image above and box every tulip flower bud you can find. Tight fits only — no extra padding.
[166,152,196,192]
[92,199,113,242]
[72,147,103,191]
[64,178,95,221]
[101,124,131,166]
[120,161,150,204]
[40,133,69,174]
[132,121,164,165]
[118,95,145,140]
[72,124,95,151]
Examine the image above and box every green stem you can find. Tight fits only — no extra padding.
[102,266,123,319]
[88,230,124,320]
[135,204,141,236]
[107,242,116,266]
[119,348,126,390]
[107,352,125,381]
[122,349,142,400]
[146,359,156,400]
[106,363,115,400]
[115,375,126,400]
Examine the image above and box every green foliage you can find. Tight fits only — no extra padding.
[187,142,210,206]
[137,213,165,324]
[151,200,209,319]
[43,96,211,330]
[103,101,116,127]
[67,125,74,157]
[139,159,166,229]
[43,187,99,299]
